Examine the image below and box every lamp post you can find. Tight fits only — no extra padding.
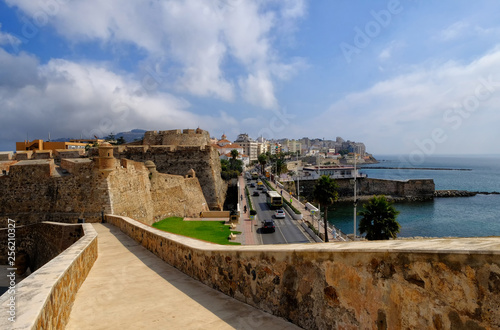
[353,147,358,240]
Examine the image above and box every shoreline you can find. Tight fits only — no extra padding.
[360,166,472,171]
[333,190,500,205]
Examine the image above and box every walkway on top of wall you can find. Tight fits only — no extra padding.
[65,223,298,330]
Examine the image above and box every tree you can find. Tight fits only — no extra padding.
[258,153,268,175]
[276,157,287,176]
[358,195,400,240]
[312,175,339,242]
[105,133,115,141]
[230,149,239,160]
[116,136,126,145]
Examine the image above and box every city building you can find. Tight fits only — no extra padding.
[234,134,258,162]
[16,139,87,152]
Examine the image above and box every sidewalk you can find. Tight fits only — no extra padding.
[237,175,259,245]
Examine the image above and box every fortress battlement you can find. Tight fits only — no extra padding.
[142,128,210,147]
[9,159,56,178]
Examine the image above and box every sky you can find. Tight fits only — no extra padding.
[1,0,500,156]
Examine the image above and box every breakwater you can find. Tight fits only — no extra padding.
[285,177,435,202]
[435,190,500,197]
[360,166,472,171]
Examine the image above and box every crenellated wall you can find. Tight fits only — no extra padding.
[0,159,107,226]
[115,145,227,210]
[106,215,500,330]
[0,157,208,227]
[143,128,211,146]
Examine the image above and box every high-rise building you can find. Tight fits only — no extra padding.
[235,134,258,162]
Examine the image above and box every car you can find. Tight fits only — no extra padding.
[261,220,275,233]
[250,183,256,188]
[252,191,259,196]
[257,184,264,190]
[274,209,285,219]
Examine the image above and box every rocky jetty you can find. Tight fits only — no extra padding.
[434,190,500,197]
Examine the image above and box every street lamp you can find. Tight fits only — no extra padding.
[353,147,358,239]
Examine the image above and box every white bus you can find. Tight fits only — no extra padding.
[266,191,283,208]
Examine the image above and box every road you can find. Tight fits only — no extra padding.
[248,183,311,245]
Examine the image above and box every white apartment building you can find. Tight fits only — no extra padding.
[235,134,258,162]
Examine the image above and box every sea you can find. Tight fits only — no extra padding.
[327,154,500,238]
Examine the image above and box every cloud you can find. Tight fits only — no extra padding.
[5,0,307,108]
[0,50,240,150]
[378,41,404,61]
[438,21,470,41]
[0,24,21,47]
[313,47,500,154]
[239,71,278,109]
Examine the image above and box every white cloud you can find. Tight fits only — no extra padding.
[0,50,240,149]
[378,41,404,61]
[239,71,278,109]
[438,21,470,41]
[313,47,500,154]
[5,0,307,108]
[0,24,21,47]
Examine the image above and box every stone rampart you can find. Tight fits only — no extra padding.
[106,158,208,224]
[106,215,500,329]
[117,145,227,210]
[0,222,84,273]
[288,177,435,202]
[0,156,208,226]
[149,174,209,221]
[143,128,211,147]
[0,160,107,226]
[0,223,98,330]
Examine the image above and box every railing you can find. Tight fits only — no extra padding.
[311,212,350,241]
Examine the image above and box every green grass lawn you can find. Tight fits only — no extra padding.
[152,217,241,245]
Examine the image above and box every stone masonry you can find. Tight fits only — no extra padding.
[108,215,500,330]
[109,129,227,210]
[0,143,209,226]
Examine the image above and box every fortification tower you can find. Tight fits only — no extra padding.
[98,142,116,173]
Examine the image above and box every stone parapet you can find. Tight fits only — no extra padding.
[0,223,98,329]
[106,214,500,329]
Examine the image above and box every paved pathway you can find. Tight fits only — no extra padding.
[66,223,299,330]
[238,175,258,245]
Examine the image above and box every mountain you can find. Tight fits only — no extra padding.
[115,129,147,143]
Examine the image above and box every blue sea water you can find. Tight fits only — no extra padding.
[327,155,500,238]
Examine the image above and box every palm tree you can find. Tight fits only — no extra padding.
[275,153,287,176]
[258,153,268,175]
[230,149,239,160]
[358,195,400,240]
[312,175,339,242]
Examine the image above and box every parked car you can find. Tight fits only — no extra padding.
[274,209,285,219]
[252,191,259,196]
[261,220,276,233]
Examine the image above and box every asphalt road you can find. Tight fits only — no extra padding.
[248,184,311,245]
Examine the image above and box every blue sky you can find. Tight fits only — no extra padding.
[1,0,500,155]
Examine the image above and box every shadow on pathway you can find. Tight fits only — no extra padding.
[66,223,298,330]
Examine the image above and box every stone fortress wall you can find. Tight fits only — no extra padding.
[111,128,227,210]
[287,177,436,202]
[0,159,107,225]
[0,222,84,273]
[0,142,209,227]
[0,223,98,329]
[107,215,500,330]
